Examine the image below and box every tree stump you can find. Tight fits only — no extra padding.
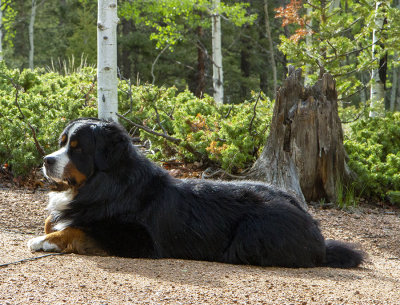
[249,66,352,207]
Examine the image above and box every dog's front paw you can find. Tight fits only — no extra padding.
[28,236,61,252]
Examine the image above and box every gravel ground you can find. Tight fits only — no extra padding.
[0,188,399,304]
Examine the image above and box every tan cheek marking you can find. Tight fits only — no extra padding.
[44,228,106,255]
[64,162,87,185]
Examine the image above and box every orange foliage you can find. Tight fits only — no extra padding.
[275,0,309,43]
[186,114,209,132]
[290,28,310,43]
[206,141,227,155]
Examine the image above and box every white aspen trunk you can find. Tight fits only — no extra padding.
[397,69,400,111]
[390,56,398,111]
[360,73,367,104]
[329,0,341,11]
[369,1,385,117]
[29,0,37,70]
[211,0,223,104]
[390,1,400,111]
[97,0,118,121]
[0,0,3,61]
[263,0,277,94]
[304,6,313,85]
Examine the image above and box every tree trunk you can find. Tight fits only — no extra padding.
[195,26,206,98]
[263,0,277,94]
[249,66,352,207]
[29,0,37,70]
[0,0,3,61]
[97,0,118,121]
[369,1,386,117]
[390,57,398,111]
[211,0,223,104]
[119,18,134,79]
[304,5,313,85]
[240,29,250,100]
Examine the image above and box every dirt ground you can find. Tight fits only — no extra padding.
[0,187,399,305]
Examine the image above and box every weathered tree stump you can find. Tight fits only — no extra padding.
[249,66,352,207]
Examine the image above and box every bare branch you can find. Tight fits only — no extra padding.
[341,102,368,124]
[248,93,262,134]
[117,113,181,144]
[151,44,170,85]
[117,113,215,165]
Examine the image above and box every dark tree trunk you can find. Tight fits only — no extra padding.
[240,32,251,100]
[195,26,206,98]
[249,66,352,207]
[118,18,134,78]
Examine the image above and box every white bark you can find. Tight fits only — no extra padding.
[390,56,398,111]
[304,6,313,85]
[329,0,341,12]
[0,0,4,62]
[390,1,400,112]
[29,0,37,70]
[369,1,385,117]
[0,0,3,61]
[211,0,223,104]
[97,0,118,121]
[263,0,277,94]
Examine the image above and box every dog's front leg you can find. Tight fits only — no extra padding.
[28,227,95,254]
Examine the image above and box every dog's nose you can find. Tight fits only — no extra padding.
[44,156,56,166]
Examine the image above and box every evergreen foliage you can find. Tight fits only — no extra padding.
[0,65,272,176]
[0,64,97,175]
[119,84,273,171]
[345,112,400,199]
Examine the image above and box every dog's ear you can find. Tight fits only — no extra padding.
[93,121,130,171]
[93,124,109,171]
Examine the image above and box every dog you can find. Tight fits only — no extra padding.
[28,118,364,268]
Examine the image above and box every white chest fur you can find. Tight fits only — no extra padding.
[46,189,74,231]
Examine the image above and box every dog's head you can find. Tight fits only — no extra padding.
[43,118,130,186]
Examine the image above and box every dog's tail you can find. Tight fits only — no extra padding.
[322,240,365,268]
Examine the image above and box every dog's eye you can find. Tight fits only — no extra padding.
[59,134,67,146]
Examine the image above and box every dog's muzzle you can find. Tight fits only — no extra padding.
[42,148,69,182]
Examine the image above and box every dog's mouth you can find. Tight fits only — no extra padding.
[43,164,63,183]
[43,163,87,188]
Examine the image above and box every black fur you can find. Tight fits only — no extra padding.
[54,118,364,268]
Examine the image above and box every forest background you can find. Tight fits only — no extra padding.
[1,0,400,206]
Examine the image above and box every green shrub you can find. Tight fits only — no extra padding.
[0,63,273,177]
[119,84,273,172]
[0,63,97,176]
[344,112,400,199]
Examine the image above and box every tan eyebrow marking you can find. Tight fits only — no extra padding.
[70,140,78,148]
[61,134,67,143]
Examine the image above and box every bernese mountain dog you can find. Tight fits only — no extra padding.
[28,118,364,268]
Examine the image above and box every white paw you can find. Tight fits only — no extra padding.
[28,236,61,252]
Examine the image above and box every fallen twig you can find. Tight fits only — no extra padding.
[0,252,67,268]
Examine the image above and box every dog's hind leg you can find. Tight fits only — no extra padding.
[222,203,326,267]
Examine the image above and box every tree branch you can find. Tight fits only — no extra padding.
[151,44,170,85]
[248,93,261,134]
[117,113,214,164]
[117,113,181,144]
